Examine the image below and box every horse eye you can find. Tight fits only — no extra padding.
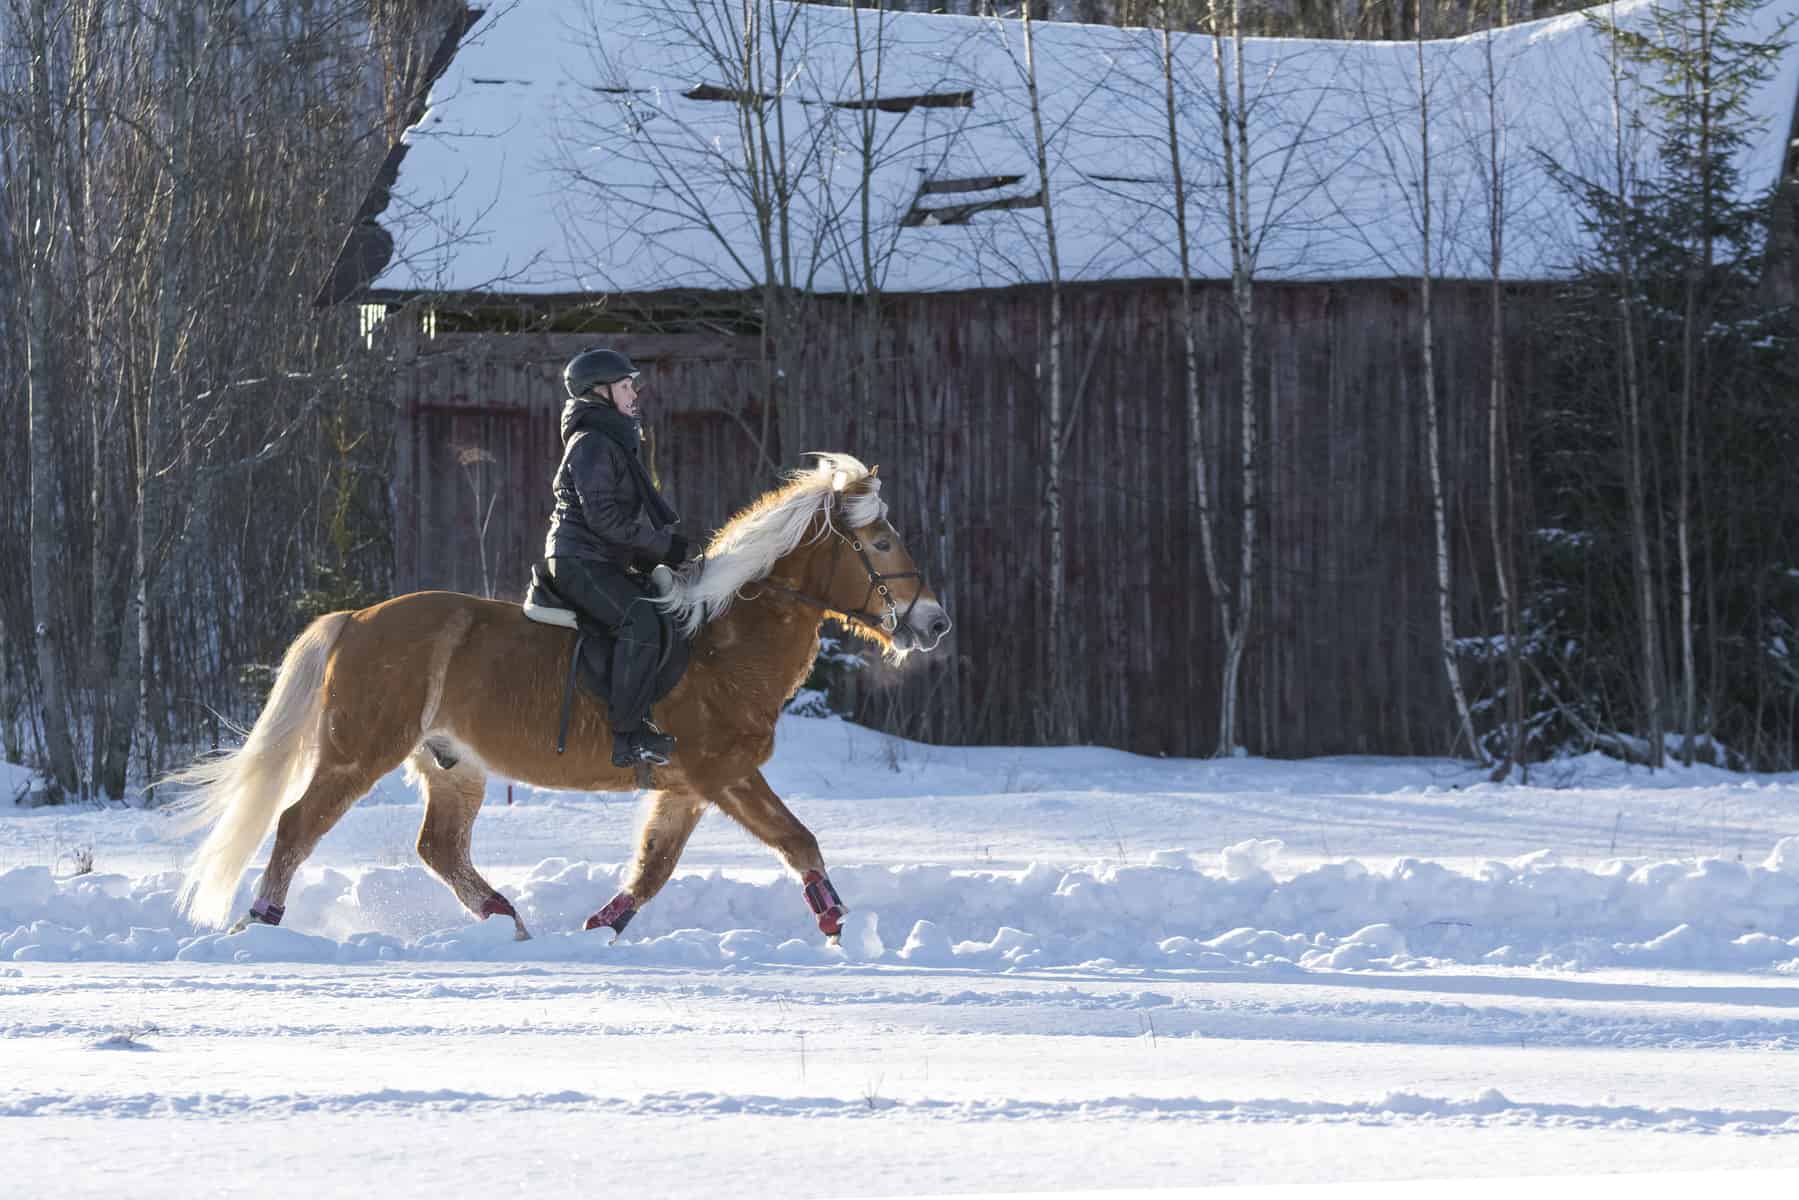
[874,540,891,552]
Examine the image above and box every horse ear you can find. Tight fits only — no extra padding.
[869,464,880,477]
[831,469,848,492]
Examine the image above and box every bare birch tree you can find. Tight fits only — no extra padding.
[1,0,421,797]
[1673,5,1703,767]
[1209,0,1257,756]
[18,0,81,796]
[1017,1,1075,742]
[1413,2,1485,763]
[1155,2,1229,746]
[1480,0,1524,779]
[1124,4,1350,756]
[1606,0,1667,768]
[844,0,889,429]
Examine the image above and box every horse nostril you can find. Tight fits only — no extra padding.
[929,617,951,639]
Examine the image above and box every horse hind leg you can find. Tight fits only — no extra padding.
[234,759,383,932]
[411,747,531,941]
[584,790,706,938]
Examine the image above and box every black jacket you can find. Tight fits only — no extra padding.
[543,399,679,567]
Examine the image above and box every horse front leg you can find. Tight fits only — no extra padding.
[712,770,847,943]
[584,791,706,938]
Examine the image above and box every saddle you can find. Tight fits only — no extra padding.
[522,560,690,754]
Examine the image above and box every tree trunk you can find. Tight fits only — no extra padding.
[1417,2,1485,763]
[1161,8,1233,740]
[114,0,211,795]
[1609,0,1665,767]
[71,0,102,790]
[850,0,886,437]
[1211,0,1258,757]
[25,0,83,798]
[1022,3,1071,741]
[1484,0,1523,779]
[1674,2,1719,766]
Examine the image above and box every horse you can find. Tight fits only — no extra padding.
[169,453,951,943]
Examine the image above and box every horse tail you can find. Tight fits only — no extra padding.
[170,611,352,929]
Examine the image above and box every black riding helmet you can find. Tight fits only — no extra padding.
[563,348,640,400]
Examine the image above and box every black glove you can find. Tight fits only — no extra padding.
[661,533,690,566]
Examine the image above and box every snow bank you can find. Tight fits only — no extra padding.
[7,836,1799,972]
[0,760,42,805]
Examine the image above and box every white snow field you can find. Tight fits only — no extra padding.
[5,715,1799,1196]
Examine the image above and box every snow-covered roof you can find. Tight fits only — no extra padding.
[339,0,1799,298]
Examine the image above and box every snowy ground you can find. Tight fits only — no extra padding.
[5,716,1799,1195]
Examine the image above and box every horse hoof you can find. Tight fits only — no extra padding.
[825,932,842,947]
[513,927,532,943]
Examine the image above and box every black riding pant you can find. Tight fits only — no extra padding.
[545,556,663,734]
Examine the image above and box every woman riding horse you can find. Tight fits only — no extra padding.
[168,453,952,944]
[544,347,690,769]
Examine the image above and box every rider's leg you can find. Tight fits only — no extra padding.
[543,557,673,766]
[606,602,657,731]
[545,556,641,627]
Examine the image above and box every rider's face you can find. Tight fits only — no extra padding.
[608,376,640,418]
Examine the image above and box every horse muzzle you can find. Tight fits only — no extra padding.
[901,601,952,653]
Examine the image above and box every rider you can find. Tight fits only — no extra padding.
[544,348,690,767]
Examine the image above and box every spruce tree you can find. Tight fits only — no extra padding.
[1532,0,1798,768]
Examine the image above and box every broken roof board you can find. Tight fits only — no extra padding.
[362,0,1799,298]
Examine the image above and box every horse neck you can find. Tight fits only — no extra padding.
[700,539,829,707]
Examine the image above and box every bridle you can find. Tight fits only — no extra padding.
[756,513,926,638]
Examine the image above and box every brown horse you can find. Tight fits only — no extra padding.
[171,454,950,942]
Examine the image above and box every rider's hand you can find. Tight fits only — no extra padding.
[661,533,690,566]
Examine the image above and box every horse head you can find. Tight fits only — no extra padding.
[812,463,952,657]
[658,454,952,658]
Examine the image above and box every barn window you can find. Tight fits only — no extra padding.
[831,89,973,114]
[359,303,388,349]
[921,174,1022,195]
[682,85,974,113]
[902,175,1041,227]
[683,82,774,104]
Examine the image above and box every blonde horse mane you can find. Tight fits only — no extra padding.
[659,452,886,636]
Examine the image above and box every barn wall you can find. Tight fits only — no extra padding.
[383,279,1533,757]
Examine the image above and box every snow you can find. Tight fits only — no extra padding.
[19,828,1799,973]
[0,758,40,804]
[5,716,1799,973]
[368,0,1799,297]
[5,714,1799,1193]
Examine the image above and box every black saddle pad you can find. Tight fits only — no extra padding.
[526,561,689,711]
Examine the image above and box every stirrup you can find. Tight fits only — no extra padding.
[612,726,674,768]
